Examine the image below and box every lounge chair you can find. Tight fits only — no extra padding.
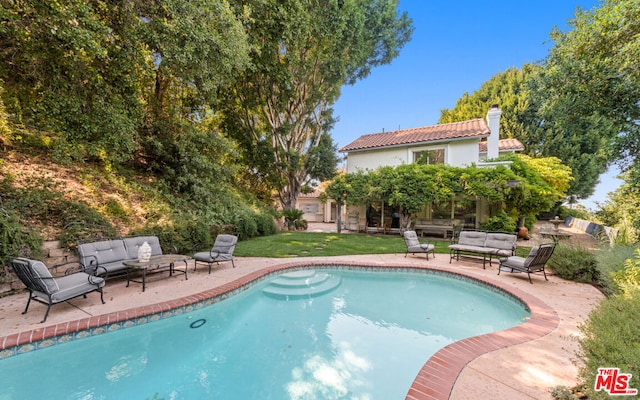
[403,230,436,260]
[193,234,238,273]
[10,257,105,323]
[497,243,556,283]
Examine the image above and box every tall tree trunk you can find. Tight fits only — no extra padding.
[154,69,169,116]
[280,173,302,210]
[400,211,413,233]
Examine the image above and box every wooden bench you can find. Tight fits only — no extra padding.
[414,219,461,238]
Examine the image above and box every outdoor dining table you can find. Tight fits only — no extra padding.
[123,254,190,292]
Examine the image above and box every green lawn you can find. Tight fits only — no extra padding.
[235,232,531,258]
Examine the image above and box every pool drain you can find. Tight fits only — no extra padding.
[190,318,206,329]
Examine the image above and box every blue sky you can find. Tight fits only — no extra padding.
[330,0,621,210]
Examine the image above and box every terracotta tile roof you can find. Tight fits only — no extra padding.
[480,138,525,152]
[299,189,322,198]
[339,118,490,152]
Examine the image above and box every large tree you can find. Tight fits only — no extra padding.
[0,0,249,169]
[593,171,640,243]
[0,0,146,161]
[439,65,607,199]
[440,65,541,142]
[131,0,250,194]
[541,0,640,180]
[221,0,413,210]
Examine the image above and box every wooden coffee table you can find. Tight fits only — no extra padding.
[123,254,190,292]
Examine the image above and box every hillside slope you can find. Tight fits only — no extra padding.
[1,149,152,241]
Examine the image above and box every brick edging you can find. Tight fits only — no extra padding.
[405,275,558,399]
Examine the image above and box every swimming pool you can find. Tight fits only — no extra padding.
[0,267,529,399]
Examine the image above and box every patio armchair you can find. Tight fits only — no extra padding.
[10,257,105,323]
[403,230,436,260]
[497,243,556,283]
[193,234,238,274]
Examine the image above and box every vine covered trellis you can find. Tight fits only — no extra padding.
[325,155,572,231]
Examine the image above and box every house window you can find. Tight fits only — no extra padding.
[301,204,319,214]
[413,149,444,165]
[431,200,452,219]
[454,199,476,228]
[366,204,381,227]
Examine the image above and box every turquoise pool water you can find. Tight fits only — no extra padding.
[0,269,529,399]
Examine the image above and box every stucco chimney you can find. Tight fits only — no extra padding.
[486,104,501,159]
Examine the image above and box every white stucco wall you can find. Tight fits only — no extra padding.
[297,198,325,222]
[346,147,408,173]
[446,140,480,167]
[345,139,481,172]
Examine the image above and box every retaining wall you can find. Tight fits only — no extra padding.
[566,216,618,246]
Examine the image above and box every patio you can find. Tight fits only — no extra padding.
[0,225,604,399]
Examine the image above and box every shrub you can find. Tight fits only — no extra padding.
[135,216,212,255]
[0,85,11,144]
[0,207,42,263]
[594,244,639,296]
[0,175,116,247]
[233,209,259,240]
[255,210,277,236]
[612,249,640,295]
[58,202,117,247]
[281,208,307,231]
[480,210,516,232]
[550,385,582,400]
[521,212,537,232]
[546,245,600,284]
[559,206,590,220]
[578,288,640,399]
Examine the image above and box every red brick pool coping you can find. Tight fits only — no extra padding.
[0,261,558,400]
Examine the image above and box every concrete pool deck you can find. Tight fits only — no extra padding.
[0,223,604,399]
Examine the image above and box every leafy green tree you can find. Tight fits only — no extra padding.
[306,131,341,189]
[439,64,606,199]
[440,65,541,142]
[377,164,450,230]
[0,0,146,162]
[530,78,612,199]
[326,170,374,207]
[387,164,437,205]
[221,0,413,210]
[593,170,640,244]
[542,0,640,181]
[323,171,349,232]
[110,0,250,193]
[0,83,10,143]
[503,154,572,227]
[0,0,250,170]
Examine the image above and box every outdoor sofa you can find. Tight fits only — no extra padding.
[448,230,517,269]
[77,235,164,278]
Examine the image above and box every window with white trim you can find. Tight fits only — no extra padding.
[413,149,444,165]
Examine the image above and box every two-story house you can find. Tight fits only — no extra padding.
[338,105,524,235]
